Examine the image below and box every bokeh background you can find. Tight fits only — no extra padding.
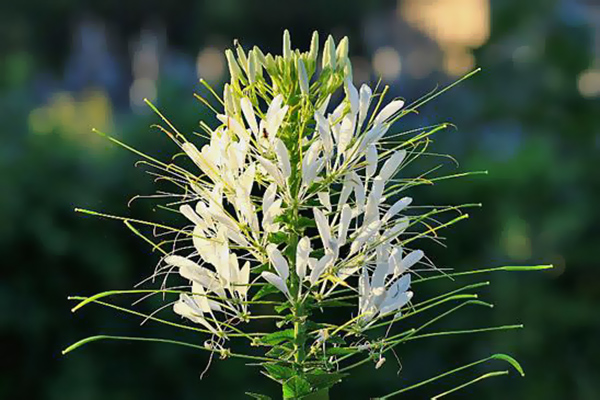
[1,0,599,399]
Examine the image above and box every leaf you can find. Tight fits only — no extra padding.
[283,375,312,398]
[252,283,280,301]
[264,363,296,382]
[491,353,525,377]
[305,371,347,391]
[268,232,289,245]
[275,301,292,313]
[252,263,270,275]
[297,216,317,229]
[276,314,295,328]
[260,329,295,346]
[266,345,292,358]
[317,299,354,308]
[246,392,272,400]
[325,347,357,356]
[325,335,346,345]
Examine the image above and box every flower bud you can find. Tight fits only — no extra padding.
[225,49,243,84]
[323,35,336,71]
[283,29,292,60]
[298,58,309,95]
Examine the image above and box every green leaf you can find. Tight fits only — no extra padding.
[252,283,280,301]
[275,301,292,313]
[246,392,272,400]
[264,363,296,382]
[276,314,294,328]
[325,347,357,356]
[305,371,347,391]
[283,375,312,399]
[252,263,270,275]
[260,329,295,346]
[491,353,525,377]
[325,335,346,345]
[317,299,354,308]
[266,345,292,358]
[268,232,288,245]
[297,216,317,229]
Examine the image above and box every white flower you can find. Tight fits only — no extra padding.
[296,237,312,281]
[262,244,291,297]
[358,249,415,325]
[156,31,427,337]
[263,95,288,144]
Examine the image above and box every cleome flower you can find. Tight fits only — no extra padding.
[65,29,546,400]
[156,30,425,336]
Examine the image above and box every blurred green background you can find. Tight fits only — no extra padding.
[1,0,599,399]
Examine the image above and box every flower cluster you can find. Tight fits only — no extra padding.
[66,30,548,400]
[160,31,423,335]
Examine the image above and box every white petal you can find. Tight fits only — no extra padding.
[338,114,355,155]
[309,253,333,286]
[273,138,291,179]
[358,84,372,128]
[365,144,378,178]
[165,255,199,271]
[261,271,289,296]
[350,219,382,255]
[237,261,251,297]
[371,259,388,289]
[383,197,412,222]
[182,142,217,181]
[263,183,277,212]
[257,155,285,187]
[313,208,332,251]
[179,204,203,226]
[379,290,412,316]
[315,111,333,155]
[338,173,354,209]
[317,94,331,115]
[379,150,406,182]
[350,172,366,215]
[382,217,410,244]
[396,250,424,275]
[361,123,388,151]
[338,204,352,246]
[266,243,289,280]
[265,96,288,138]
[240,97,259,135]
[296,237,311,280]
[374,99,405,125]
[238,163,256,195]
[317,192,332,212]
[266,95,283,124]
[217,114,251,142]
[388,246,402,275]
[345,78,359,115]
[262,198,282,232]
[364,176,384,225]
[173,297,218,334]
[302,140,322,186]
